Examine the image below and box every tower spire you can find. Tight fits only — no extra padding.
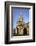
[19,10,23,22]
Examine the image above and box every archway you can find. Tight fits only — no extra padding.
[23,28,27,35]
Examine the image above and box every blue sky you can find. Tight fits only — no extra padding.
[11,7,30,28]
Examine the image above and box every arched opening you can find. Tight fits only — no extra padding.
[23,28,27,35]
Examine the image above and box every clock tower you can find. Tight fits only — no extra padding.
[16,15,25,35]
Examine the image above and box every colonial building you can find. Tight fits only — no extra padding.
[13,14,29,36]
[14,14,29,36]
